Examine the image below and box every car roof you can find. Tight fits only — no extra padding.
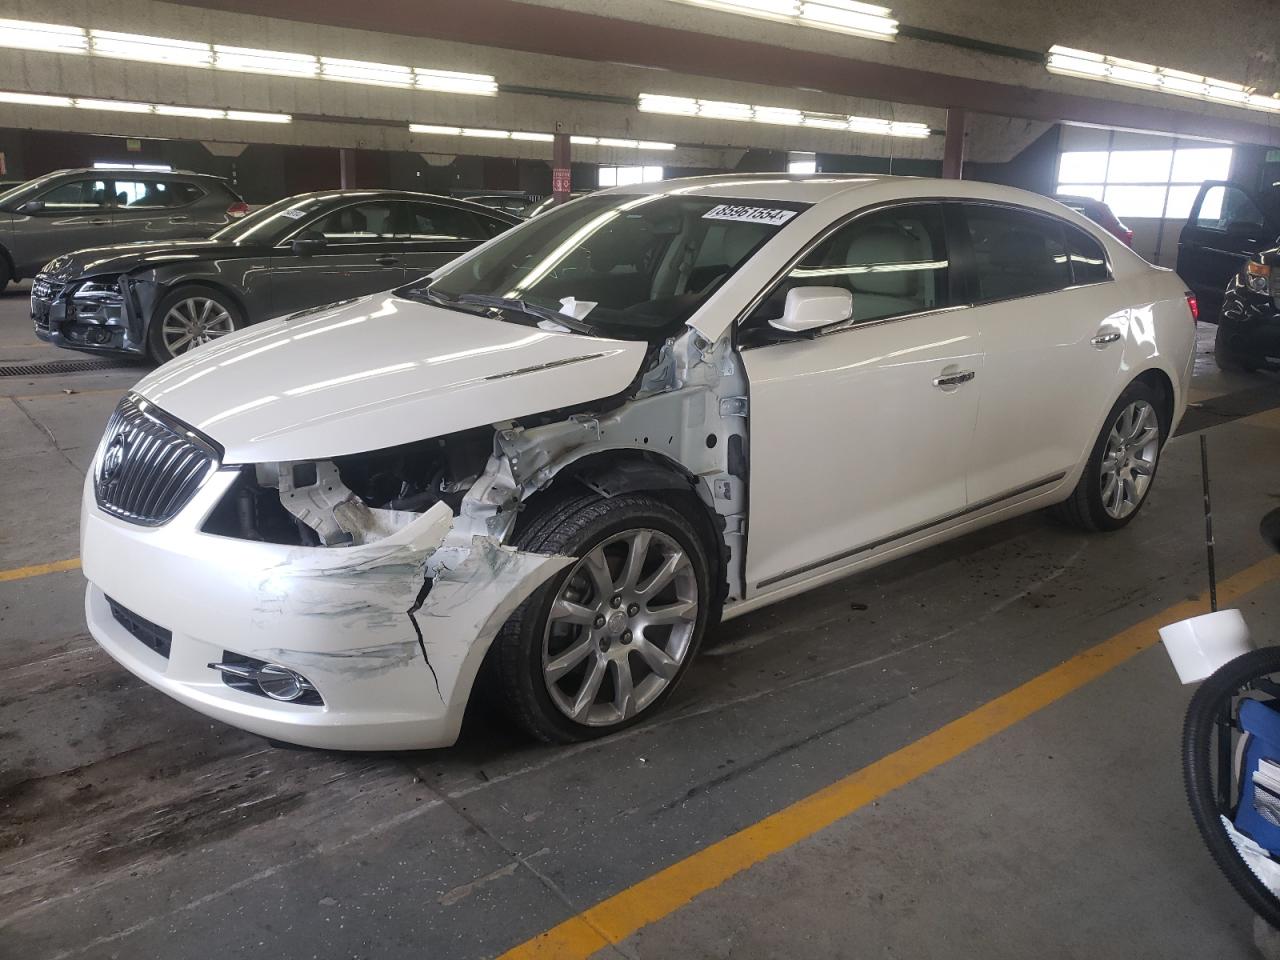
[45,167,226,179]
[273,189,522,221]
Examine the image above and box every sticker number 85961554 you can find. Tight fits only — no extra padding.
[702,204,797,226]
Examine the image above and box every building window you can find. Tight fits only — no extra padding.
[598,166,664,187]
[1057,144,1232,219]
[788,152,817,175]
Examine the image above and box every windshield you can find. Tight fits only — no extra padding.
[418,193,808,340]
[210,194,327,244]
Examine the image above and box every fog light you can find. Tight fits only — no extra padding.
[255,663,312,701]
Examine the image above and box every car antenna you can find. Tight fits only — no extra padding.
[1200,433,1218,612]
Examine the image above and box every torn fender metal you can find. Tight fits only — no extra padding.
[81,474,570,750]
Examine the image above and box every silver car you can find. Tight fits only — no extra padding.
[0,169,247,290]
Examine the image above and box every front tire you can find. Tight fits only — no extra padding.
[1053,379,1167,532]
[148,285,242,363]
[494,492,713,743]
[1214,325,1257,374]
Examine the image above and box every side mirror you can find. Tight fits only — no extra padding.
[291,235,327,256]
[17,200,44,214]
[769,286,853,334]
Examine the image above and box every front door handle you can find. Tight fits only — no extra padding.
[933,370,976,388]
[169,215,190,223]
[88,218,109,225]
[1091,331,1122,347]
[374,255,400,266]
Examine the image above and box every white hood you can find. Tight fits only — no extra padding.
[134,293,647,464]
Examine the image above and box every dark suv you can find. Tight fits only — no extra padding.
[0,169,246,290]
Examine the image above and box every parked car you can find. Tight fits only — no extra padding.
[1214,245,1280,371]
[34,189,520,362]
[0,168,246,290]
[80,175,1195,750]
[1054,194,1134,247]
[1178,180,1280,321]
[0,179,27,194]
[523,193,588,219]
[464,193,534,217]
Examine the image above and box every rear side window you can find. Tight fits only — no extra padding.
[311,202,397,241]
[749,203,951,329]
[404,203,491,241]
[1065,226,1110,285]
[963,205,1071,302]
[114,180,203,208]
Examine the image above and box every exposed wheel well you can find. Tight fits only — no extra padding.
[520,448,729,617]
[152,280,248,326]
[1133,367,1175,440]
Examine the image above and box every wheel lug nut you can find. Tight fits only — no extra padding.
[594,615,606,628]
[622,630,632,644]
[627,604,639,617]
[610,596,622,608]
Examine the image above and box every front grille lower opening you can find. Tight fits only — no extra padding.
[107,595,172,659]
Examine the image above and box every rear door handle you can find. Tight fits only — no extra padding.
[933,370,976,388]
[1091,331,1122,347]
[88,218,109,225]
[169,215,190,223]
[374,255,400,266]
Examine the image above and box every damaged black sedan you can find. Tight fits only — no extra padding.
[32,189,519,363]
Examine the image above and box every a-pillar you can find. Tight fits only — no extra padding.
[942,108,967,180]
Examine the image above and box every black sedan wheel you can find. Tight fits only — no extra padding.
[148,285,242,363]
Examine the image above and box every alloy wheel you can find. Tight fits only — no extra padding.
[1100,399,1160,519]
[161,297,235,356]
[542,528,699,727]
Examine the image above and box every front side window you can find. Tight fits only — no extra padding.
[309,202,396,242]
[36,179,109,211]
[1195,185,1265,232]
[747,203,951,334]
[421,193,807,341]
[963,205,1071,302]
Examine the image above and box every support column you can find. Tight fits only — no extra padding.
[552,132,571,204]
[339,147,355,188]
[942,108,967,180]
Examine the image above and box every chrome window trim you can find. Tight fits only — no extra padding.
[735,195,1116,349]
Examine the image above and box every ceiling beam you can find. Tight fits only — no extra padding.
[164,0,1280,147]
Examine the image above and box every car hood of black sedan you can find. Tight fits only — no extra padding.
[41,238,260,281]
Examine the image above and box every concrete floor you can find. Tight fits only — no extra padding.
[3,280,1280,959]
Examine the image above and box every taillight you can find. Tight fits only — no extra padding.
[1185,292,1199,322]
[226,201,249,219]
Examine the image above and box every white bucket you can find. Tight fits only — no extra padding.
[1159,608,1253,684]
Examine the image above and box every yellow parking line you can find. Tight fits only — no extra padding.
[499,554,1280,960]
[0,557,81,583]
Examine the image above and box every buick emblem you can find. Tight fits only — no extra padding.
[101,434,127,483]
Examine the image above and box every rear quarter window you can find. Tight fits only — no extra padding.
[1065,226,1111,285]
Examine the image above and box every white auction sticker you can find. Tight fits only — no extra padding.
[280,208,307,220]
[702,204,797,226]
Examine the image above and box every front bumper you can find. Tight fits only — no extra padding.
[1220,285,1280,368]
[33,274,148,357]
[81,469,569,750]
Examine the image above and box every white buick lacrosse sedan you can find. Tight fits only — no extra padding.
[81,175,1196,750]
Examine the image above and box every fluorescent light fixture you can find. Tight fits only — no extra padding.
[0,91,73,107]
[641,92,930,138]
[510,131,554,142]
[0,91,293,123]
[0,18,87,53]
[213,44,318,78]
[90,30,213,68]
[415,68,497,96]
[667,0,897,41]
[410,123,464,135]
[75,98,153,113]
[320,57,414,88]
[0,17,496,97]
[94,162,173,171]
[570,135,600,145]
[155,104,225,119]
[636,141,677,150]
[225,110,293,123]
[461,128,510,138]
[1047,45,1280,114]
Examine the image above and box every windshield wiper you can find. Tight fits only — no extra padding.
[452,293,595,335]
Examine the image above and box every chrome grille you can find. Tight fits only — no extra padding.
[94,395,221,525]
[30,275,63,332]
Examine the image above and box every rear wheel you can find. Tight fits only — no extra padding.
[494,492,712,743]
[148,285,242,363]
[1053,379,1167,532]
